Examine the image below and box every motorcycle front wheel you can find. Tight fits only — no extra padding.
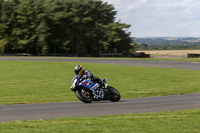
[75,88,93,103]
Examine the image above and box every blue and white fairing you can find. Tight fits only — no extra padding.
[80,79,100,91]
[70,75,100,91]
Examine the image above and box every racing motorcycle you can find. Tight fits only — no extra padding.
[70,75,121,103]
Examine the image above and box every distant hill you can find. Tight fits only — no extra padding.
[134,37,200,50]
[134,37,200,45]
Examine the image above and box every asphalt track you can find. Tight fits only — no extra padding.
[1,93,200,122]
[0,57,200,122]
[1,57,200,70]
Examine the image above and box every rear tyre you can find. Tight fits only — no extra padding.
[108,86,121,102]
[75,88,93,103]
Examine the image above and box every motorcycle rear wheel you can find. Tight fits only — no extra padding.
[108,86,121,102]
[75,88,93,103]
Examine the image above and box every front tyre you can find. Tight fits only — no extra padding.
[75,88,93,103]
[108,86,121,102]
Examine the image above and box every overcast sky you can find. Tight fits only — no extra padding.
[102,0,200,38]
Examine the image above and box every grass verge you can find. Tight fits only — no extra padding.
[0,109,200,133]
[0,61,200,104]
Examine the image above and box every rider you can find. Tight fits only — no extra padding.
[74,65,105,85]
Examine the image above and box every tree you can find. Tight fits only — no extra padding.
[13,0,49,54]
[0,0,135,56]
[0,24,8,54]
[0,0,20,53]
[104,22,133,53]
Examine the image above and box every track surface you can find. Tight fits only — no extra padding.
[0,57,200,122]
[1,57,200,70]
[1,93,200,122]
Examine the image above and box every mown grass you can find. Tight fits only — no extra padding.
[1,109,200,133]
[0,60,200,104]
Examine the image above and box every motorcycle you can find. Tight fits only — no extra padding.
[70,75,121,103]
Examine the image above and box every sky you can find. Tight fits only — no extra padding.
[101,0,200,38]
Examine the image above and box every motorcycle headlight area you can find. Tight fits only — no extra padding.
[71,79,77,89]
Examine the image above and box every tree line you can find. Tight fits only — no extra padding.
[0,0,134,56]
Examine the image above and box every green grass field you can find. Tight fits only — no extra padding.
[1,109,200,133]
[0,60,200,104]
[0,59,200,132]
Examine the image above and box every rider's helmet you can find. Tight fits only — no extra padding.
[74,65,83,75]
